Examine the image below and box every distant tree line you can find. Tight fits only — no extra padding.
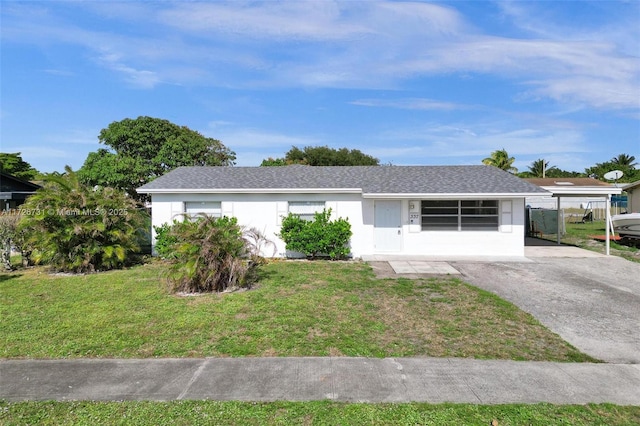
[482,148,638,183]
[3,119,636,185]
[261,145,379,167]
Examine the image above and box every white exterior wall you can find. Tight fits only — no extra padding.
[149,193,366,257]
[627,186,640,213]
[358,198,525,257]
[149,194,526,258]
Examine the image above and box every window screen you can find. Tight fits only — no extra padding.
[421,200,458,230]
[421,200,498,231]
[289,201,325,221]
[460,200,498,230]
[184,201,222,219]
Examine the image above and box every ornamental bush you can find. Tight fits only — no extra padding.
[153,220,180,259]
[164,215,271,293]
[279,208,352,260]
[17,167,147,273]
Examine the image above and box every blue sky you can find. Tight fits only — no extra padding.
[1,1,639,174]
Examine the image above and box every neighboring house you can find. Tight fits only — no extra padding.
[0,172,40,211]
[524,178,620,209]
[524,178,624,222]
[623,180,640,213]
[137,165,549,258]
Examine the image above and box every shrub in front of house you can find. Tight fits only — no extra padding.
[165,215,265,293]
[18,167,147,273]
[279,208,352,260]
[153,220,181,260]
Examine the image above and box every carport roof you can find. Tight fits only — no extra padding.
[138,165,549,198]
[524,178,622,197]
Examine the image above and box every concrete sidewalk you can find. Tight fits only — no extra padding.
[2,357,639,404]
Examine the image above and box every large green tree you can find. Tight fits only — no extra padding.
[78,117,236,199]
[585,154,639,183]
[0,153,39,180]
[18,166,148,273]
[482,149,518,174]
[261,146,379,166]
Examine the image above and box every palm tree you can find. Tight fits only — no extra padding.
[18,166,146,272]
[611,153,637,168]
[482,149,518,174]
[527,158,558,178]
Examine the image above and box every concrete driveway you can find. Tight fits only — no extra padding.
[451,246,640,364]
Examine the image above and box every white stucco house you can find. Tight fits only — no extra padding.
[137,165,549,258]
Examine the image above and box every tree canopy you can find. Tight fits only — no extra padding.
[611,153,637,169]
[481,149,518,174]
[261,146,379,166]
[584,153,639,183]
[0,152,39,181]
[78,116,236,198]
[518,158,555,178]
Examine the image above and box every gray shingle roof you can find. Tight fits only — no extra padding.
[137,165,548,195]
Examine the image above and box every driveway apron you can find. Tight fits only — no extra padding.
[453,251,640,364]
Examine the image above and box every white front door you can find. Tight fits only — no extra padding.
[374,200,403,252]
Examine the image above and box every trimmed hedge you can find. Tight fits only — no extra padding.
[279,208,352,260]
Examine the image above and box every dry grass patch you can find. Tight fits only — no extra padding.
[370,278,592,361]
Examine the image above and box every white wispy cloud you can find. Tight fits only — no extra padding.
[97,51,161,89]
[43,69,75,77]
[213,128,321,149]
[44,128,100,146]
[3,1,638,110]
[370,120,587,170]
[157,1,371,40]
[350,98,467,111]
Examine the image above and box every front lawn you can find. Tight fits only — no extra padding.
[0,261,594,361]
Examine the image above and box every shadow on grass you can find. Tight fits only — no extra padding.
[254,264,279,283]
[0,273,22,283]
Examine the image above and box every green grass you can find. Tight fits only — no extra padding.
[541,220,640,262]
[1,260,594,361]
[2,401,639,425]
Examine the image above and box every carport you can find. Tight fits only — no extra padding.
[525,178,623,255]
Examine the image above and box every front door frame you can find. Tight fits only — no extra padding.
[374,200,403,252]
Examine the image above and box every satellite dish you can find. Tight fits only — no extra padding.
[604,170,624,180]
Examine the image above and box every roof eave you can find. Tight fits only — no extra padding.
[544,187,623,196]
[622,180,640,191]
[361,192,549,199]
[137,187,363,194]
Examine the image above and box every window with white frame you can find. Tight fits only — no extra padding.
[421,200,499,231]
[288,201,325,221]
[184,201,222,219]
